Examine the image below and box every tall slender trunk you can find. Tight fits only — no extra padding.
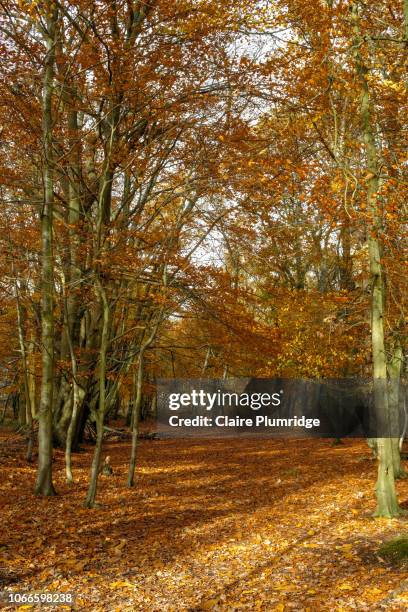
[84,280,110,507]
[388,343,406,478]
[127,354,144,487]
[35,4,58,496]
[65,386,83,483]
[64,290,85,482]
[127,314,162,486]
[351,2,400,517]
[14,276,34,462]
[27,327,36,419]
[201,346,211,376]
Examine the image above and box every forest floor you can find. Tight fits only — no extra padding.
[1,428,408,611]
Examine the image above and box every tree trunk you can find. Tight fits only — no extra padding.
[84,280,110,507]
[84,412,104,507]
[65,382,85,483]
[388,343,406,478]
[64,275,85,482]
[14,277,34,462]
[128,355,143,487]
[127,314,162,486]
[351,1,400,517]
[35,3,58,496]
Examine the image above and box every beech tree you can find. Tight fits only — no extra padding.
[0,0,406,515]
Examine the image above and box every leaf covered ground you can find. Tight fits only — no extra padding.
[1,430,408,611]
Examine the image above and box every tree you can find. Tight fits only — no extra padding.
[35,1,58,497]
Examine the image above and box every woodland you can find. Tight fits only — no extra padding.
[0,0,407,610]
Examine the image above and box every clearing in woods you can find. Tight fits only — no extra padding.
[1,430,408,611]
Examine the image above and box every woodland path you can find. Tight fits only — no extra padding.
[1,431,408,611]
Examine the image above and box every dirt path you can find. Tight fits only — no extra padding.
[1,431,408,610]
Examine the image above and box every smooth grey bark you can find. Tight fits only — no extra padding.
[64,283,85,483]
[35,4,58,496]
[84,280,110,507]
[388,343,406,479]
[14,277,34,462]
[127,355,143,487]
[127,315,162,487]
[52,95,84,447]
[351,2,400,517]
